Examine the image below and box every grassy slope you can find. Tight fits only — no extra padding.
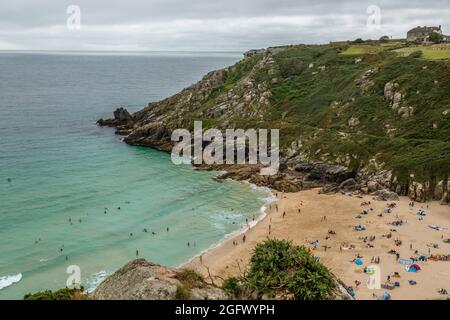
[190,42,450,183]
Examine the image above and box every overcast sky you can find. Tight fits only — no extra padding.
[0,0,449,51]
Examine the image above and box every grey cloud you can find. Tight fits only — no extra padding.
[0,0,449,51]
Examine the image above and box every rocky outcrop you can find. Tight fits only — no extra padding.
[373,189,400,201]
[97,49,448,204]
[384,81,414,118]
[90,259,226,300]
[97,107,133,127]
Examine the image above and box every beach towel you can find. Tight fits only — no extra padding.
[428,225,448,231]
[398,258,413,265]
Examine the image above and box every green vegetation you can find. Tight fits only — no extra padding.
[222,240,337,300]
[176,269,205,289]
[173,269,205,300]
[174,285,191,300]
[379,35,390,43]
[394,44,450,60]
[162,41,449,186]
[24,287,86,300]
[429,32,444,44]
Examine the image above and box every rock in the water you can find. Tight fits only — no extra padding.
[97,107,133,127]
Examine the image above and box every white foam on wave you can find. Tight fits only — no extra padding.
[179,183,278,268]
[84,270,112,293]
[0,273,22,290]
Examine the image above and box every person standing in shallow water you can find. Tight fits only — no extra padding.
[136,250,139,257]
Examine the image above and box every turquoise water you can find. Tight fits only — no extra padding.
[0,52,270,299]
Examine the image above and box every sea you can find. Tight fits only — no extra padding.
[0,51,273,299]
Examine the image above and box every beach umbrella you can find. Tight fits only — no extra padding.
[355,258,363,265]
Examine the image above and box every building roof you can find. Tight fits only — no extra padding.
[408,26,441,34]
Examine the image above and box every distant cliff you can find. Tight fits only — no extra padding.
[98,43,450,204]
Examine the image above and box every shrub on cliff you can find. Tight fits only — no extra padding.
[24,287,86,300]
[247,239,336,300]
[223,239,337,300]
[409,50,423,58]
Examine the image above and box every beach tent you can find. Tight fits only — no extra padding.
[407,264,421,272]
[378,292,391,300]
[443,238,450,244]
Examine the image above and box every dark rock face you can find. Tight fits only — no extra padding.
[295,162,356,184]
[97,107,134,127]
[339,178,358,191]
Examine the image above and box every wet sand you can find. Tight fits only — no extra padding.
[185,189,450,300]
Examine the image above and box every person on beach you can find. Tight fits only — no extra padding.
[282,211,286,218]
[269,224,272,235]
[242,235,246,243]
[199,255,203,264]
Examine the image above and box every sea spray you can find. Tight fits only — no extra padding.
[0,273,22,290]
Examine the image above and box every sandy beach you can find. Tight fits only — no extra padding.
[186,188,450,300]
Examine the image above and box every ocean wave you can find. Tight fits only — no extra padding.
[179,186,277,268]
[0,273,22,290]
[84,270,112,293]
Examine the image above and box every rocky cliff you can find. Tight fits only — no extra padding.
[98,44,450,204]
[90,259,226,300]
[90,258,353,300]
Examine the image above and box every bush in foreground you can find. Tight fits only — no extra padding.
[24,287,86,300]
[223,239,337,300]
